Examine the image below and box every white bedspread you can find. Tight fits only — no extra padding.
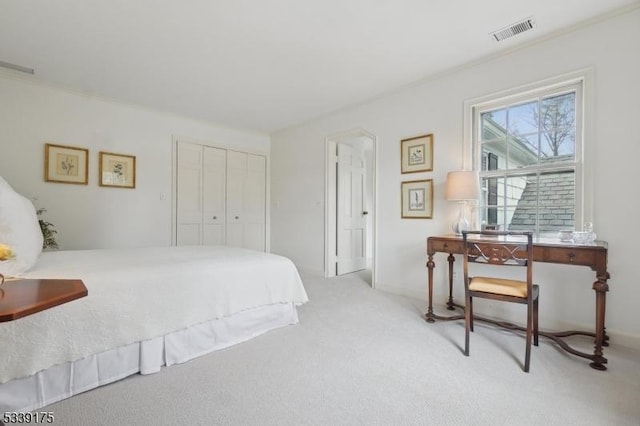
[0,246,308,384]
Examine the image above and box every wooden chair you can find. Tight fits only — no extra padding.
[462,230,539,372]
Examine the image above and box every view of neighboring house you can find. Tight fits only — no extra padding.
[477,91,576,232]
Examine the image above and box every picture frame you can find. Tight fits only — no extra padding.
[401,179,433,219]
[44,143,89,185]
[401,134,433,174]
[99,151,136,189]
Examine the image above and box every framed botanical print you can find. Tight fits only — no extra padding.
[401,179,433,219]
[401,134,433,174]
[99,151,136,188]
[44,143,89,184]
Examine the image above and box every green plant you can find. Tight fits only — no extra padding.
[36,208,58,249]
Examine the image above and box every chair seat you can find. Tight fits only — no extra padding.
[469,276,529,298]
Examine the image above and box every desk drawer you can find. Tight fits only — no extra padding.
[428,238,464,255]
[535,245,607,270]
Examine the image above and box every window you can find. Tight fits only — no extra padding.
[471,80,584,235]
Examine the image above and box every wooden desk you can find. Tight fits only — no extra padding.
[425,234,610,370]
[0,278,87,322]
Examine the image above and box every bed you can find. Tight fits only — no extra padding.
[0,178,308,412]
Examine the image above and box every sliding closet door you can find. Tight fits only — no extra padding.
[176,142,203,245]
[226,151,246,248]
[244,154,266,251]
[176,142,227,246]
[226,151,266,251]
[202,146,226,245]
[175,141,265,251]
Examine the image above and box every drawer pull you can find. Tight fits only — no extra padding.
[568,252,576,263]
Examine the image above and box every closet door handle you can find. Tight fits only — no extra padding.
[235,216,240,220]
[213,216,217,220]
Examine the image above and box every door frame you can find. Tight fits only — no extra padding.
[324,128,377,287]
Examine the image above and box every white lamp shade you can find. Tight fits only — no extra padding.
[445,171,480,201]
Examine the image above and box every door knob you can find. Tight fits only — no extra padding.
[235,216,239,220]
[213,216,217,220]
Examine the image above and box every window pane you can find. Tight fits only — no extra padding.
[539,170,575,206]
[481,174,501,227]
[538,170,575,231]
[481,141,506,171]
[508,207,536,231]
[508,134,539,168]
[481,109,507,140]
[540,129,575,159]
[539,212,574,232]
[539,92,575,133]
[505,175,530,206]
[508,101,538,136]
[479,206,510,229]
[540,170,576,204]
[481,176,521,207]
[478,206,502,229]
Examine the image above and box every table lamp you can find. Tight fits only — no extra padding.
[445,170,480,235]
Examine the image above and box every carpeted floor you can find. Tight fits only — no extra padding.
[43,272,640,425]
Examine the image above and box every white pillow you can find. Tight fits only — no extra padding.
[0,176,44,275]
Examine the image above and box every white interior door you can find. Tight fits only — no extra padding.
[336,143,367,275]
[226,150,246,248]
[226,151,266,251]
[202,146,226,245]
[176,142,203,245]
[244,154,266,251]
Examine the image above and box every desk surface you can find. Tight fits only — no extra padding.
[427,234,608,276]
[0,278,87,322]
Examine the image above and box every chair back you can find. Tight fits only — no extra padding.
[462,230,534,294]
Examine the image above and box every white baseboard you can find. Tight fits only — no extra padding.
[603,330,640,351]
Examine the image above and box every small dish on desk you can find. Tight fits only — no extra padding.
[558,230,573,242]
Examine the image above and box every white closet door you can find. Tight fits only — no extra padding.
[202,146,226,245]
[176,142,203,245]
[244,154,266,251]
[226,151,246,248]
[226,151,266,250]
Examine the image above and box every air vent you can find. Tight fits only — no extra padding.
[491,18,535,42]
[0,60,35,75]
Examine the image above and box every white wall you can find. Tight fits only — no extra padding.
[0,75,269,249]
[271,9,640,347]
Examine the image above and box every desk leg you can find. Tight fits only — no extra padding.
[446,254,455,310]
[590,274,609,371]
[426,254,435,323]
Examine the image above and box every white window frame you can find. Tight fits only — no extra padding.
[462,70,594,235]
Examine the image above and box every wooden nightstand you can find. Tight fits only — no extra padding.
[0,278,87,322]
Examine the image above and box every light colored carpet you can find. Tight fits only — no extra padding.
[44,272,640,425]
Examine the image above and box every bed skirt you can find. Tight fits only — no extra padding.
[0,302,298,413]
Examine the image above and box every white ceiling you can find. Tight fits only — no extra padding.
[1,1,638,133]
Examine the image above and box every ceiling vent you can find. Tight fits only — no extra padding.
[491,18,535,42]
[0,60,35,75]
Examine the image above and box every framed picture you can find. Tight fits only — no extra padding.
[99,151,136,188]
[401,134,433,174]
[44,143,89,184]
[401,179,433,219]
